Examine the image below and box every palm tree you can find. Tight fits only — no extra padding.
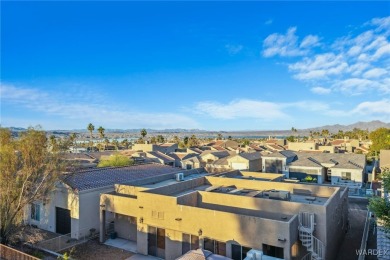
[321,129,330,140]
[87,123,95,151]
[140,128,147,139]
[291,127,298,141]
[97,126,105,139]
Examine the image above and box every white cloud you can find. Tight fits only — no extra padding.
[225,44,243,55]
[195,99,287,120]
[264,16,390,95]
[300,35,320,48]
[310,87,332,95]
[351,99,390,116]
[1,84,199,129]
[363,68,387,78]
[263,27,309,57]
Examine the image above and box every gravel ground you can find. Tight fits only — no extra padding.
[61,238,134,260]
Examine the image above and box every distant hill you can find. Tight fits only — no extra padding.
[303,120,390,133]
[6,120,390,137]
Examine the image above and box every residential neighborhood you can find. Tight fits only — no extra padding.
[2,1,390,260]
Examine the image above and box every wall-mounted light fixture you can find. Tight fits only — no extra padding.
[139,217,144,223]
[175,218,182,221]
[139,206,144,209]
[277,237,286,242]
[99,204,105,208]
[198,229,203,236]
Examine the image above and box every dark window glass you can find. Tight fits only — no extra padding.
[191,235,199,250]
[216,241,226,256]
[157,228,165,249]
[204,238,214,253]
[231,244,241,260]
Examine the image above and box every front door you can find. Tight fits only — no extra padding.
[55,207,71,234]
[148,226,165,258]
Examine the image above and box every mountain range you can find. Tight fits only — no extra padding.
[7,120,390,135]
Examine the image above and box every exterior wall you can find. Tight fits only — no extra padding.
[101,177,346,260]
[330,168,364,185]
[262,158,286,174]
[288,142,318,152]
[25,184,80,236]
[324,187,349,260]
[78,187,114,238]
[318,145,335,153]
[287,166,324,183]
[227,156,249,170]
[200,153,219,163]
[26,184,114,239]
[380,150,390,169]
[132,144,155,152]
[114,214,137,241]
[227,156,261,172]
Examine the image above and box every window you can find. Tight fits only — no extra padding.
[231,244,251,260]
[263,244,284,259]
[203,238,226,256]
[186,164,192,170]
[31,203,40,221]
[341,172,351,180]
[182,234,199,254]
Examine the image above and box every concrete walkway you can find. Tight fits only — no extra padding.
[104,238,137,253]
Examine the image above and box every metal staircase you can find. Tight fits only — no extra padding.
[298,212,325,260]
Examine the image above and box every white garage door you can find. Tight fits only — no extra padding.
[231,162,247,170]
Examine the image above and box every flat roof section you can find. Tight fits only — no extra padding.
[141,173,208,189]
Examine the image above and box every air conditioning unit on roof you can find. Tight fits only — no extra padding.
[175,173,184,181]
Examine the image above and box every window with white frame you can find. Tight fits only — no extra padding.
[31,203,40,221]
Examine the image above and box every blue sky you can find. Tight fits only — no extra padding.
[1,1,390,130]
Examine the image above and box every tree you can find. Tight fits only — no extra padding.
[69,133,77,152]
[97,126,105,139]
[172,136,180,144]
[369,128,390,155]
[87,123,95,151]
[121,139,130,149]
[369,170,390,232]
[217,133,223,140]
[286,135,295,142]
[87,123,95,139]
[321,129,330,139]
[156,135,165,143]
[150,136,157,144]
[97,153,134,167]
[291,127,298,141]
[49,135,58,152]
[242,139,250,146]
[112,139,119,150]
[140,128,147,139]
[183,136,189,146]
[187,135,199,147]
[0,127,65,244]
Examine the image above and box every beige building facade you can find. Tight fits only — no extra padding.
[100,171,348,260]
